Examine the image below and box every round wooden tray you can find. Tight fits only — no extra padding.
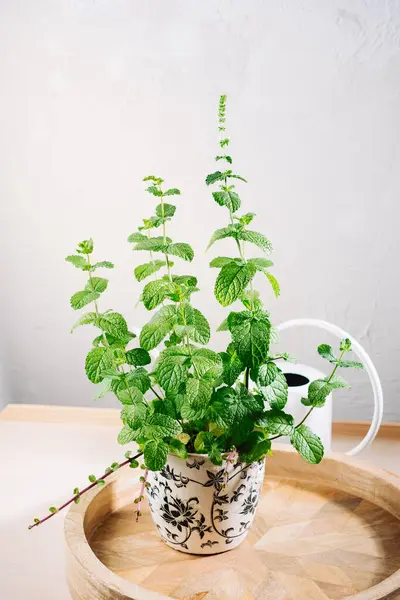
[65,446,400,600]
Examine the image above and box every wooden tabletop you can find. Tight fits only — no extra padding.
[0,403,399,600]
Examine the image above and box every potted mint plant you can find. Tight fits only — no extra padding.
[29,96,362,555]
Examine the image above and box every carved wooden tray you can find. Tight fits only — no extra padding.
[65,446,400,600]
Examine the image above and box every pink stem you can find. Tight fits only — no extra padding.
[223,450,237,488]
[28,451,143,530]
[136,468,149,522]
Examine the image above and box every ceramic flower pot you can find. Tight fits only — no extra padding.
[146,453,265,555]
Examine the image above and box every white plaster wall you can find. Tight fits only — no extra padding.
[0,0,399,422]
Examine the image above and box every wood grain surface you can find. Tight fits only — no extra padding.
[65,446,400,600]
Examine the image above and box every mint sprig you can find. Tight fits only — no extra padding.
[30,95,365,531]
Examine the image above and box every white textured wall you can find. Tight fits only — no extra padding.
[0,1,399,422]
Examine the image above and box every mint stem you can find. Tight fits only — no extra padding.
[268,347,348,440]
[28,452,143,530]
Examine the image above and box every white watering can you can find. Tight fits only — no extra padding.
[276,318,384,456]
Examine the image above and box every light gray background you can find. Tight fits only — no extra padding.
[0,0,398,421]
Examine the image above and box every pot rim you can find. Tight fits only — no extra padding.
[168,450,263,465]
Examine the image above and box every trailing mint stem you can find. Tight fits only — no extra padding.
[222,449,237,488]
[268,347,349,442]
[294,347,347,429]
[28,452,143,530]
[135,467,149,521]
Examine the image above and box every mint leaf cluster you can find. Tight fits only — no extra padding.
[66,96,363,472]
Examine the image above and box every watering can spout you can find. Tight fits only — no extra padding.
[276,318,383,457]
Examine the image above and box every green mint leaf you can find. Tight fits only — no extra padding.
[86,277,108,294]
[247,258,274,270]
[145,185,163,196]
[88,474,96,483]
[216,317,229,332]
[208,444,223,466]
[127,232,147,243]
[71,313,97,333]
[65,255,87,269]
[73,312,129,339]
[144,439,169,471]
[140,305,178,350]
[193,431,214,452]
[215,262,257,306]
[70,289,100,310]
[117,424,139,445]
[143,175,164,184]
[215,385,261,446]
[85,347,114,384]
[291,425,324,464]
[304,376,348,408]
[205,171,225,185]
[239,289,263,311]
[236,212,255,226]
[95,312,128,338]
[163,188,181,196]
[228,311,271,369]
[169,439,188,459]
[139,216,166,230]
[265,273,280,298]
[142,279,175,310]
[209,257,238,268]
[155,346,191,393]
[336,360,363,369]
[240,438,271,463]
[219,343,244,386]
[124,367,151,394]
[120,403,147,429]
[117,386,145,406]
[155,203,176,218]
[190,309,211,345]
[91,261,114,270]
[256,362,279,387]
[49,506,58,513]
[170,274,198,287]
[184,377,213,419]
[76,239,94,254]
[191,348,223,379]
[125,348,151,367]
[229,173,247,183]
[212,190,241,213]
[237,230,273,254]
[257,409,294,436]
[134,260,167,282]
[259,370,288,409]
[206,225,238,250]
[215,155,232,164]
[220,137,230,147]
[132,237,170,252]
[166,242,194,262]
[317,344,337,363]
[92,330,136,349]
[340,338,352,352]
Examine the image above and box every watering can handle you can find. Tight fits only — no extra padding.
[276,318,383,456]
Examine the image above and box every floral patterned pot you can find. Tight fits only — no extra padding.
[146,453,265,555]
